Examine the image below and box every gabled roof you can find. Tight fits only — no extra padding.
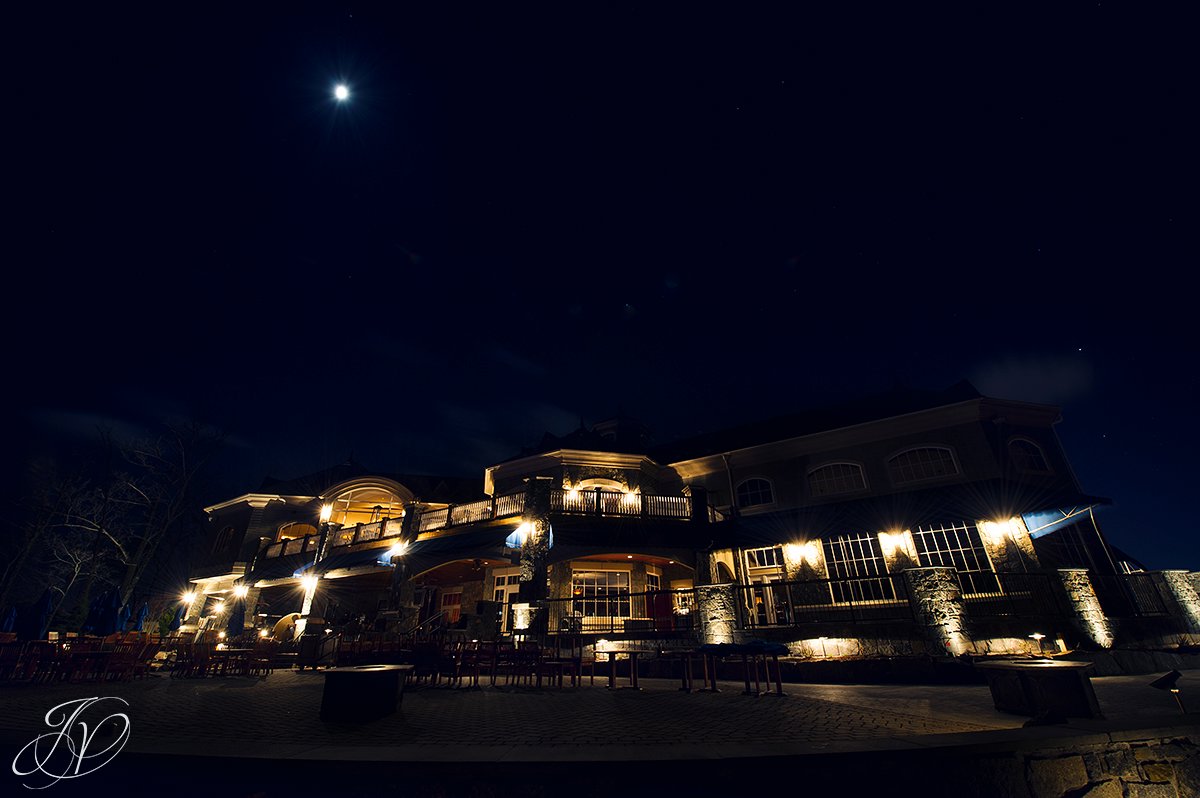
[650,380,987,464]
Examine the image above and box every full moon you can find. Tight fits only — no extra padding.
[334,84,349,101]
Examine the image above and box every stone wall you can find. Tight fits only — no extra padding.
[951,733,1200,797]
[1058,568,1115,649]
[905,566,972,656]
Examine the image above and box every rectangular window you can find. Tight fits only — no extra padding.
[440,591,463,624]
[646,572,661,591]
[745,547,784,569]
[912,522,999,594]
[822,533,896,602]
[570,570,631,622]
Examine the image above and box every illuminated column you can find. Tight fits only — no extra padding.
[696,583,739,644]
[241,586,262,632]
[977,517,1041,573]
[878,531,918,573]
[1056,569,1114,649]
[782,540,825,581]
[517,477,553,638]
[1154,570,1200,635]
[904,567,972,657]
[295,575,319,639]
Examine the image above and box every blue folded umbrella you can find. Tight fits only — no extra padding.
[169,604,184,631]
[134,601,149,632]
[0,606,16,634]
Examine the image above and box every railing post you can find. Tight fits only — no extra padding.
[594,487,603,517]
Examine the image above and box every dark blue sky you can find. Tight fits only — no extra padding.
[11,4,1196,570]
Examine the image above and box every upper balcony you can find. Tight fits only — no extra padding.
[255,488,726,560]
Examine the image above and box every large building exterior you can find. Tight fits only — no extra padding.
[185,382,1200,658]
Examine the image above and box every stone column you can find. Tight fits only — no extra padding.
[243,586,263,634]
[1154,570,1200,634]
[903,567,972,657]
[696,583,740,644]
[518,476,554,638]
[978,517,1040,573]
[1056,569,1114,649]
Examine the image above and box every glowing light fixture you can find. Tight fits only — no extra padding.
[387,541,409,558]
[233,584,249,599]
[319,503,333,523]
[259,629,269,638]
[182,591,197,604]
[334,84,349,101]
[300,575,319,591]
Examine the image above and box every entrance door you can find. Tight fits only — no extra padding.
[491,567,521,633]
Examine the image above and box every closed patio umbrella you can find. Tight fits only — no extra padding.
[81,588,106,635]
[1,606,16,633]
[117,602,132,632]
[168,603,184,631]
[24,589,54,640]
[226,601,245,638]
[134,601,149,632]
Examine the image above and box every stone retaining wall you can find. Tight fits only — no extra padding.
[955,733,1200,798]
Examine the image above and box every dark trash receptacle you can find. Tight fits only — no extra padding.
[975,659,1103,719]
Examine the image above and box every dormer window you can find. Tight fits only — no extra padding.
[887,446,959,485]
[807,462,867,497]
[735,478,774,508]
[1008,438,1051,474]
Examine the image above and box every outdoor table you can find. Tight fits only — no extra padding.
[697,642,788,696]
[320,664,414,722]
[210,648,253,676]
[599,648,651,690]
[658,649,714,693]
[975,659,1102,719]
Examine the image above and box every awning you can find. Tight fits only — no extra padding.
[244,553,315,584]
[403,526,514,577]
[729,479,1111,546]
[316,546,396,576]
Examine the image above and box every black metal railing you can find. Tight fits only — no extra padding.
[544,588,698,635]
[960,572,1065,619]
[738,575,914,628]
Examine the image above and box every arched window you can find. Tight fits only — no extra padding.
[735,478,774,508]
[807,462,867,497]
[212,526,236,555]
[887,446,959,485]
[278,522,317,542]
[1008,438,1051,473]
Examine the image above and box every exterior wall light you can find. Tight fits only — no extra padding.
[233,584,249,599]
[388,541,409,558]
[319,503,333,523]
[182,591,197,604]
[300,575,319,591]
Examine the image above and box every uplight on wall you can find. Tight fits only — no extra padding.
[319,503,333,523]
[979,517,1022,545]
[300,575,319,592]
[783,541,821,568]
[387,541,409,558]
[233,584,249,599]
[182,591,197,604]
[878,531,913,558]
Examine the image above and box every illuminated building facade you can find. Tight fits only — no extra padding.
[186,382,1200,656]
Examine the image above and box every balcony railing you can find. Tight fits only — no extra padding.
[549,488,694,519]
[262,534,321,559]
[416,492,526,534]
[328,518,403,549]
[737,575,914,628]
[959,571,1065,619]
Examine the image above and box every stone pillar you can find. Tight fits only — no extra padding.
[782,540,825,582]
[687,485,710,525]
[243,586,263,633]
[1056,569,1114,649]
[977,517,1041,573]
[696,583,740,644]
[518,477,553,639]
[903,567,972,657]
[878,530,919,573]
[1191,572,1200,600]
[1154,570,1200,634]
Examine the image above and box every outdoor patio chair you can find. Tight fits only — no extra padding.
[0,642,25,681]
[248,640,277,676]
[103,644,138,682]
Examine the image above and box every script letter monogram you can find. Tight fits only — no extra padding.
[11,697,131,789]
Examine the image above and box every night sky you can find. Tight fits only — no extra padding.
[10,5,1196,570]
